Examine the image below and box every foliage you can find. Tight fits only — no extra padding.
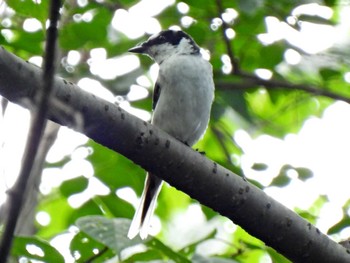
[1,0,349,262]
[11,236,65,263]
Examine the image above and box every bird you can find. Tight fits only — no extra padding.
[127,29,215,240]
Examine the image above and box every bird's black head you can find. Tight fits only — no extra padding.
[145,30,198,48]
[129,30,200,63]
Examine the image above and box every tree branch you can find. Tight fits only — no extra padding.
[0,47,349,262]
[219,71,350,103]
[215,0,240,74]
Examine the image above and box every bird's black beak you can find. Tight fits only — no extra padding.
[128,44,147,54]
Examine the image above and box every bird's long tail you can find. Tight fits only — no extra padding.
[127,173,163,240]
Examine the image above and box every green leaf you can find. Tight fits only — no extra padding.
[124,249,163,262]
[60,7,112,50]
[117,0,140,6]
[319,68,340,82]
[232,226,265,249]
[70,231,115,262]
[183,0,216,10]
[298,14,335,26]
[295,167,313,181]
[238,0,264,14]
[258,44,284,70]
[88,140,145,193]
[328,216,350,235]
[271,165,313,187]
[216,89,253,123]
[7,0,49,23]
[251,163,268,171]
[296,195,327,224]
[76,216,143,253]
[147,238,191,263]
[201,205,218,220]
[69,199,104,224]
[11,236,64,263]
[97,194,135,218]
[36,195,75,238]
[266,247,291,263]
[324,0,337,7]
[192,254,239,262]
[246,88,327,136]
[60,176,89,197]
[157,184,191,222]
[130,96,152,113]
[7,29,44,55]
[179,229,217,256]
[271,174,291,187]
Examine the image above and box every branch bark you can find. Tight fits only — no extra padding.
[0,47,349,262]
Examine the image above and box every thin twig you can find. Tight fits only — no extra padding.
[215,0,240,74]
[211,126,234,166]
[0,0,61,261]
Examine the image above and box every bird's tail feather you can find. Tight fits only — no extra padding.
[127,173,163,240]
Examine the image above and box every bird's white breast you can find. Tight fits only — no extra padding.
[152,54,214,146]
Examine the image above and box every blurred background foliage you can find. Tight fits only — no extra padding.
[1,0,350,262]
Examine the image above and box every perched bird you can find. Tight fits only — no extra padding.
[127,29,215,239]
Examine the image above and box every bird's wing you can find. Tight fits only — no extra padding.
[152,81,161,110]
[128,81,164,240]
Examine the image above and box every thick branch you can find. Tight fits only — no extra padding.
[0,47,349,262]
